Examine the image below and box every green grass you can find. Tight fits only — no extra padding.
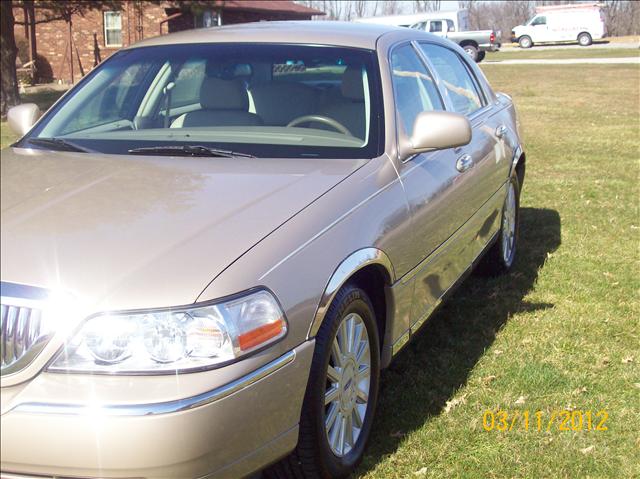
[356,64,639,478]
[0,89,66,148]
[0,62,637,479]
[487,47,639,61]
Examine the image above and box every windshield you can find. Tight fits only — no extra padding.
[24,43,383,159]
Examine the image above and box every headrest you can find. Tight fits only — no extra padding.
[341,65,365,101]
[199,77,249,110]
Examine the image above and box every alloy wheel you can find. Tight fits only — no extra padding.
[324,312,371,457]
[501,181,517,265]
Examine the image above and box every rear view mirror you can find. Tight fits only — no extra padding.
[7,103,41,137]
[399,111,471,160]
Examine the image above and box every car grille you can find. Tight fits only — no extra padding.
[1,282,52,376]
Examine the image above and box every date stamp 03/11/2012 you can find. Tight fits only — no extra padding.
[482,410,609,432]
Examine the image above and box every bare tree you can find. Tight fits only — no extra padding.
[1,0,20,117]
[415,1,441,12]
[353,0,367,18]
[603,0,640,36]
[382,0,402,16]
[461,1,533,39]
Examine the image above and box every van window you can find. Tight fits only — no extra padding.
[531,16,546,26]
[446,19,455,32]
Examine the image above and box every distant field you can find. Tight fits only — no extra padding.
[487,47,639,61]
[0,55,638,479]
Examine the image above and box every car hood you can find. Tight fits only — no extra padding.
[1,148,365,311]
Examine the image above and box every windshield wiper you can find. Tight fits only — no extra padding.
[28,137,90,153]
[128,145,255,158]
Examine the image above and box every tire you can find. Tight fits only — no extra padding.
[476,51,486,63]
[462,44,479,62]
[478,171,521,275]
[578,32,592,46]
[265,284,380,479]
[518,36,533,49]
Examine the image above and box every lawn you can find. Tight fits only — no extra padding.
[486,47,639,61]
[0,63,637,479]
[356,64,639,478]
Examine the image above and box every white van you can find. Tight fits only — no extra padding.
[511,3,606,48]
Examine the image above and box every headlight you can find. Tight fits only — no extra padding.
[49,289,287,374]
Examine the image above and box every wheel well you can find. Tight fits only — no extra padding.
[348,265,390,348]
[515,152,526,188]
[578,31,591,38]
[460,40,478,49]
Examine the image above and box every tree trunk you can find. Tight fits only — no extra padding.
[68,18,74,84]
[1,0,20,118]
[26,0,38,82]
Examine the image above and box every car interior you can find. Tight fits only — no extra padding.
[166,59,369,140]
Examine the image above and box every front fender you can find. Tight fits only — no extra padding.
[306,247,395,339]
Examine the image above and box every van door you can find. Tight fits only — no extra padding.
[530,15,549,42]
[554,12,575,41]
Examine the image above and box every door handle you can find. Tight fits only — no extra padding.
[456,154,474,173]
[496,125,508,138]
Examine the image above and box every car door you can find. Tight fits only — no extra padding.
[418,42,507,222]
[403,42,507,328]
[389,43,478,329]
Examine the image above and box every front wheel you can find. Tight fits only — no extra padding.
[578,32,592,46]
[266,284,380,479]
[476,51,486,63]
[519,35,533,49]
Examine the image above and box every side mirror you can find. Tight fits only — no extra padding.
[399,111,471,160]
[7,103,41,137]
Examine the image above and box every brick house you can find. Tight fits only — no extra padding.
[13,1,324,84]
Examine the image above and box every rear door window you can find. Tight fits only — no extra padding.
[390,44,444,134]
[418,43,485,116]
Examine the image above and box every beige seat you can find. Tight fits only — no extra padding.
[319,66,366,139]
[250,82,317,126]
[176,77,263,128]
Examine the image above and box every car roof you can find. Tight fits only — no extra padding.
[126,21,408,51]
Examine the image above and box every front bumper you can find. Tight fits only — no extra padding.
[1,340,315,479]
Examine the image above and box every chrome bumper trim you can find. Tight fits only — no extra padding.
[10,350,296,417]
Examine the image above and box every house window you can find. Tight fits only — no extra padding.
[104,11,122,47]
[194,10,220,28]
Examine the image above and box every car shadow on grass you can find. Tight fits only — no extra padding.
[355,207,561,476]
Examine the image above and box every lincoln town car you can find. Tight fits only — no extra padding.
[1,21,525,479]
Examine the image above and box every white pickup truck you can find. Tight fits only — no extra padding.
[354,10,500,63]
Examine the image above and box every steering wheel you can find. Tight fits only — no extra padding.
[287,115,352,136]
